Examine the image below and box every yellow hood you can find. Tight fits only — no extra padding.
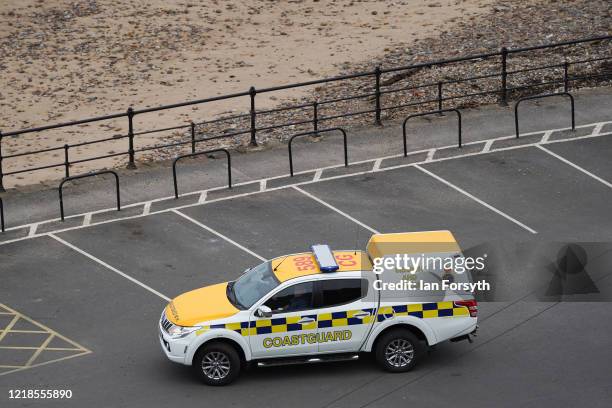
[165,282,239,326]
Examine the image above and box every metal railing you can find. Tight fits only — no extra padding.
[402,109,462,155]
[0,197,4,232]
[514,92,576,138]
[288,128,348,177]
[172,149,232,198]
[59,171,121,221]
[0,35,609,192]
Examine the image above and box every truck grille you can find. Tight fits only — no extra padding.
[160,313,173,332]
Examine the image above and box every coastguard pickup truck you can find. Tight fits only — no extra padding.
[159,231,478,385]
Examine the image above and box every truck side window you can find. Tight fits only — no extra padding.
[264,282,314,314]
[319,279,368,308]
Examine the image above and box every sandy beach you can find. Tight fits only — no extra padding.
[0,0,499,188]
[1,0,610,188]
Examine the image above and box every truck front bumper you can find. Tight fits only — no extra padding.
[159,328,190,365]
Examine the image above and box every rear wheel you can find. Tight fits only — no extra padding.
[374,329,424,372]
[193,342,241,385]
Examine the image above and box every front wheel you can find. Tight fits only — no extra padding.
[374,329,424,372]
[193,342,241,386]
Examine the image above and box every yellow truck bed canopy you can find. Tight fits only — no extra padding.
[366,231,461,259]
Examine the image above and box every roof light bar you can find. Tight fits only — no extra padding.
[311,244,339,272]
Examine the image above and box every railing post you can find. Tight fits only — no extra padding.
[0,131,5,192]
[402,109,462,154]
[63,144,70,178]
[374,66,382,125]
[437,82,444,115]
[500,47,508,106]
[59,171,121,221]
[249,86,257,146]
[313,100,319,137]
[126,107,136,169]
[563,61,570,92]
[457,110,462,148]
[173,149,231,198]
[569,93,576,131]
[0,197,4,232]
[288,128,347,177]
[190,121,196,154]
[514,92,575,138]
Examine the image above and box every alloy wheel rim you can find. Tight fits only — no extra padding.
[202,351,231,380]
[384,339,414,367]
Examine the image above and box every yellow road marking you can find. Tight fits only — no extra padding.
[0,315,19,343]
[0,351,92,377]
[0,346,84,351]
[0,329,48,334]
[26,334,55,366]
[0,303,92,377]
[0,303,91,352]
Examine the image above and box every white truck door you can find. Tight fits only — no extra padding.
[316,277,376,354]
[249,281,318,359]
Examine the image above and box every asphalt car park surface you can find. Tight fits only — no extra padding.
[1,109,612,406]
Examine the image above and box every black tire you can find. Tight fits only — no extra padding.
[193,342,241,386]
[374,328,424,372]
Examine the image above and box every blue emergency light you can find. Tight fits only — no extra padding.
[311,244,339,272]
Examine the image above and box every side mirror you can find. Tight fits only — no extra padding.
[255,305,272,318]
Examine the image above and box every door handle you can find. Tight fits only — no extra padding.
[298,317,315,324]
[354,312,371,319]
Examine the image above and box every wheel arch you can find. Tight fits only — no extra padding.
[364,319,436,352]
[186,331,251,365]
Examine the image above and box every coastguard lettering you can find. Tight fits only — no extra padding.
[263,330,352,348]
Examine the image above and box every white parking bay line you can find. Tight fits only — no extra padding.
[49,234,170,301]
[536,145,612,189]
[414,165,537,235]
[172,210,267,262]
[292,186,380,235]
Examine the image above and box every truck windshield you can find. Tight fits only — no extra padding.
[232,261,279,309]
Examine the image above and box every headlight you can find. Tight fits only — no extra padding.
[167,324,200,339]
